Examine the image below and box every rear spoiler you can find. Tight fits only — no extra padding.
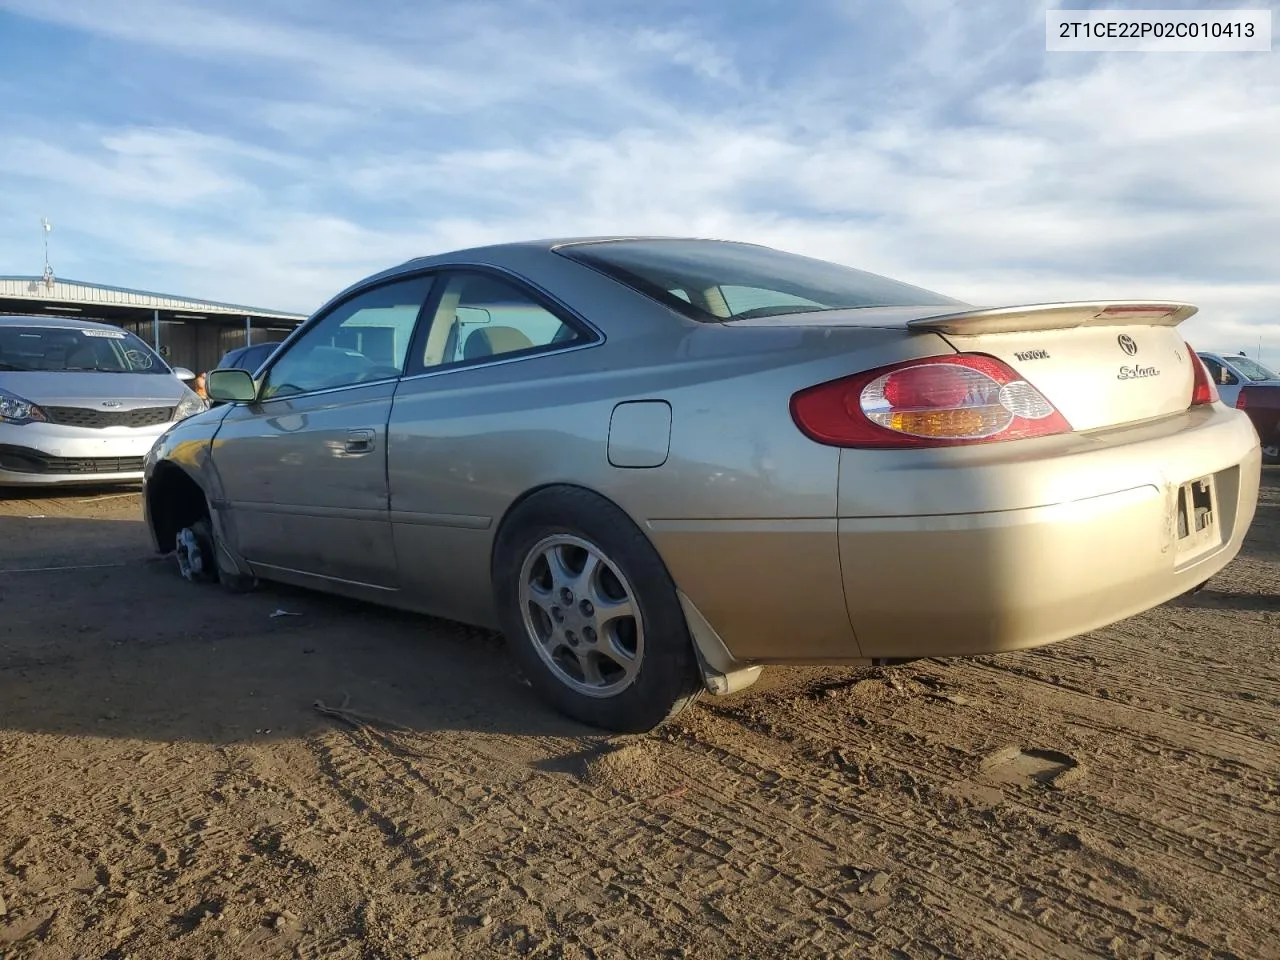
[907,301,1198,336]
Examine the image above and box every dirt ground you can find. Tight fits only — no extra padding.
[0,471,1277,960]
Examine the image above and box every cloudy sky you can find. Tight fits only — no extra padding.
[0,0,1276,355]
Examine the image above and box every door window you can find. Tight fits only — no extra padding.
[1199,357,1237,386]
[418,272,582,370]
[263,275,435,399]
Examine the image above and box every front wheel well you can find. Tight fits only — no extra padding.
[147,464,210,554]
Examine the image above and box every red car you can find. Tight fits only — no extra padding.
[1197,352,1280,464]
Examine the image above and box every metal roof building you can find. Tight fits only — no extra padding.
[0,275,307,373]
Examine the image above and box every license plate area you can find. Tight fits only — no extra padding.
[1174,474,1221,562]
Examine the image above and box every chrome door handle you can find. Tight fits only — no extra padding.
[345,429,375,454]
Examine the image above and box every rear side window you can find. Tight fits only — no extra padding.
[418,272,582,370]
[558,238,961,323]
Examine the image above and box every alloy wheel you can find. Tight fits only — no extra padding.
[518,534,645,698]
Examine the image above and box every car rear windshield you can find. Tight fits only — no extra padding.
[1229,356,1279,382]
[556,239,962,322]
[0,325,168,373]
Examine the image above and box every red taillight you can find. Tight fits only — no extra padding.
[1186,343,1219,406]
[1236,391,1248,410]
[790,354,1072,448]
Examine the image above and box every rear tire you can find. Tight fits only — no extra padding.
[492,487,702,733]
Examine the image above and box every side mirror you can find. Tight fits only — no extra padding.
[206,368,258,403]
[172,366,196,382]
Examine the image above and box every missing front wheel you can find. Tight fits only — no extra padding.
[175,522,216,583]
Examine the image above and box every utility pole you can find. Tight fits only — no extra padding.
[40,217,54,288]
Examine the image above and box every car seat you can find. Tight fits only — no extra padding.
[66,342,100,370]
[463,326,534,360]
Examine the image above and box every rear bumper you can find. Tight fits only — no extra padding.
[837,404,1261,658]
[651,404,1260,666]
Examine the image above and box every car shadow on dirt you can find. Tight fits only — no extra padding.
[1172,589,1280,613]
[0,483,141,505]
[0,514,596,745]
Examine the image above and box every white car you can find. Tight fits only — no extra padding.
[0,315,207,486]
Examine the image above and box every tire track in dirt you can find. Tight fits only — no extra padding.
[670,706,1269,960]
[307,723,708,959]
[702,676,1280,912]
[960,658,1276,772]
[972,650,1279,747]
[1039,618,1280,691]
[775,668,1279,854]
[467,726,1015,957]
[665,710,1172,960]
[307,716,991,958]
[308,722,805,957]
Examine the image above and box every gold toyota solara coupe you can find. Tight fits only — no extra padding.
[143,237,1262,731]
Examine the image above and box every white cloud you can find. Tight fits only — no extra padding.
[0,128,291,207]
[630,26,743,85]
[0,0,716,122]
[0,0,1277,357]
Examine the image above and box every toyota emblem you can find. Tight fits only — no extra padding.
[1117,334,1138,356]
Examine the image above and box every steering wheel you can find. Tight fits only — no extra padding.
[125,348,155,369]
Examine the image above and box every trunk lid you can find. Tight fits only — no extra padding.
[908,302,1198,432]
[729,300,1201,433]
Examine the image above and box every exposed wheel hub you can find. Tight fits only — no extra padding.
[175,527,208,582]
